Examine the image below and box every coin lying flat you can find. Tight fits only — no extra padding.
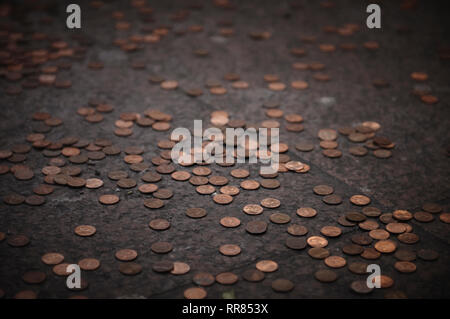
[219,244,241,256]
[184,287,207,299]
[256,260,278,273]
[315,269,338,283]
[272,279,294,292]
[115,249,138,261]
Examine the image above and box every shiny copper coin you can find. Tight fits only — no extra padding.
[74,225,96,237]
[440,213,450,224]
[297,207,317,218]
[350,195,371,206]
[374,240,397,253]
[115,249,138,261]
[307,236,328,248]
[243,204,263,215]
[213,194,233,204]
[53,263,72,276]
[196,185,216,195]
[386,222,407,234]
[230,168,249,178]
[261,198,280,208]
[149,218,170,230]
[220,217,241,228]
[369,229,390,240]
[99,194,119,205]
[324,256,346,268]
[256,260,278,272]
[320,226,342,237]
[41,253,64,265]
[78,258,101,271]
[144,198,164,209]
[219,244,241,256]
[85,178,103,189]
[171,262,190,275]
[393,209,413,221]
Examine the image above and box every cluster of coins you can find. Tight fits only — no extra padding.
[0,0,448,300]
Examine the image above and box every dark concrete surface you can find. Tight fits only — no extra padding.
[0,0,449,299]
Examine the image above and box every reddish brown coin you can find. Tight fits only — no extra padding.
[115,249,138,261]
[149,218,170,230]
[41,253,64,265]
[78,258,101,271]
[256,260,278,273]
[297,207,317,218]
[220,217,241,228]
[99,194,119,205]
[219,244,241,256]
[216,272,239,285]
[184,287,207,299]
[74,225,96,237]
[324,256,347,268]
[374,240,397,253]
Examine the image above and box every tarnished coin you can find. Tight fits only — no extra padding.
[152,261,174,273]
[219,244,241,256]
[53,263,73,276]
[287,224,308,236]
[394,249,416,262]
[285,237,307,250]
[342,244,364,255]
[119,263,142,275]
[272,279,294,292]
[359,220,379,231]
[315,269,338,283]
[323,194,342,205]
[297,207,317,218]
[369,229,390,240]
[240,180,260,190]
[348,262,369,275]
[417,249,439,261]
[394,261,416,273]
[397,232,419,244]
[413,211,434,223]
[308,247,330,259]
[115,249,138,261]
[171,171,191,181]
[246,221,268,234]
[243,269,265,282]
[151,242,173,254]
[346,212,366,222]
[256,260,278,273]
[22,271,46,284]
[231,169,250,178]
[361,248,381,260]
[351,233,373,246]
[260,179,280,189]
[386,222,407,234]
[193,272,215,286]
[138,183,158,194]
[350,281,373,294]
[220,185,240,196]
[216,272,239,285]
[393,209,413,221]
[362,206,381,217]
[422,203,442,214]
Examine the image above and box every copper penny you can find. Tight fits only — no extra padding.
[342,244,364,255]
[243,204,263,215]
[171,262,190,275]
[22,271,47,284]
[144,198,164,209]
[184,287,207,299]
[315,269,338,283]
[99,194,119,205]
[261,198,280,209]
[369,229,390,240]
[74,225,96,237]
[185,207,207,219]
[350,280,373,294]
[323,194,342,205]
[85,178,103,189]
[374,240,397,253]
[297,207,317,218]
[196,185,216,195]
[243,269,265,282]
[397,233,419,244]
[7,234,30,247]
[287,224,308,236]
[151,242,173,254]
[78,258,101,271]
[272,279,294,292]
[394,249,416,262]
[422,203,442,213]
[149,218,170,230]
[246,220,268,234]
[313,185,334,196]
[308,247,330,259]
[394,261,416,273]
[359,220,379,231]
[348,262,369,275]
[307,236,328,248]
[393,209,413,221]
[350,195,371,206]
[324,256,346,268]
[270,213,291,224]
[220,185,240,196]
[115,249,138,261]
[256,260,278,273]
[285,237,307,250]
[216,272,239,285]
[119,263,142,275]
[413,211,434,223]
[361,247,381,260]
[220,217,241,228]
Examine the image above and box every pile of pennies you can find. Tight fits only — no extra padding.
[0,0,448,299]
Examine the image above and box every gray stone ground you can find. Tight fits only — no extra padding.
[0,0,449,298]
